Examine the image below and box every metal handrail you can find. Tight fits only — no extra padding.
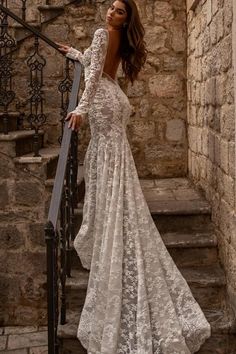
[0,4,61,53]
[48,62,82,228]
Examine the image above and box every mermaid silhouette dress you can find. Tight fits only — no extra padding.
[66,28,211,354]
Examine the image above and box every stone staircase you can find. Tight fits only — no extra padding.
[56,178,236,354]
[2,109,236,351]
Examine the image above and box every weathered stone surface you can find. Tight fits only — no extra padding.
[0,182,9,209]
[0,225,24,249]
[28,223,45,249]
[4,326,38,335]
[0,335,7,350]
[29,346,48,354]
[15,181,43,207]
[187,0,236,318]
[8,331,47,350]
[166,119,185,142]
[149,74,183,98]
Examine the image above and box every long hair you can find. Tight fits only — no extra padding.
[119,0,147,84]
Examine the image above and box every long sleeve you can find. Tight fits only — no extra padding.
[66,47,84,64]
[69,28,109,117]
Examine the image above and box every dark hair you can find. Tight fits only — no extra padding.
[119,0,147,84]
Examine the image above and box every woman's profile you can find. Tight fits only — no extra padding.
[58,1,211,352]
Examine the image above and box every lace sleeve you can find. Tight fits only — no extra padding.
[69,28,109,117]
[66,47,84,64]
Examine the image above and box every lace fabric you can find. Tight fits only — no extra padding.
[68,28,211,353]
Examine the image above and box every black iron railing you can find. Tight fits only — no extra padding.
[0,3,83,353]
[45,62,81,354]
[0,3,73,156]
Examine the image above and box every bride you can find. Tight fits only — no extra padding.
[58,1,211,353]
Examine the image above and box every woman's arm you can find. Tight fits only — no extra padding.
[69,28,109,117]
[66,47,84,64]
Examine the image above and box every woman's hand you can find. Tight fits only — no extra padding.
[65,112,83,132]
[56,42,71,55]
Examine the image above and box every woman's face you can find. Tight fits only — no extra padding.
[106,1,128,29]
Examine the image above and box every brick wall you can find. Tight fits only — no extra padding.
[187,0,236,312]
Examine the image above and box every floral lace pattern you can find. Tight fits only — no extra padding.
[68,28,211,353]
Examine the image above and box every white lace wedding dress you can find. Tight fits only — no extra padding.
[66,28,211,354]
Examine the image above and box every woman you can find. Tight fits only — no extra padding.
[58,1,211,353]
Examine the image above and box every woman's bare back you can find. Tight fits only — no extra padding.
[103,30,122,80]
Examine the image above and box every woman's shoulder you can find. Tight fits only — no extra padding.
[93,27,109,39]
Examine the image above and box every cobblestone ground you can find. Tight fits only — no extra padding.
[0,326,48,353]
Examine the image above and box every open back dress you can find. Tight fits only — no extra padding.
[66,27,211,354]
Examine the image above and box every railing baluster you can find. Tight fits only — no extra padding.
[0,4,16,134]
[27,35,46,156]
[21,0,27,21]
[58,59,73,144]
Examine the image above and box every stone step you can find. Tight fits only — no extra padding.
[0,111,22,133]
[14,146,60,179]
[0,130,44,157]
[71,231,218,270]
[64,264,226,312]
[57,307,236,354]
[74,177,212,233]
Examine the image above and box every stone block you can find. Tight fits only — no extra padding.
[149,74,183,98]
[166,119,185,142]
[218,35,232,72]
[28,223,45,249]
[214,135,220,166]
[171,25,186,53]
[215,74,226,105]
[0,181,9,209]
[15,181,43,207]
[129,120,155,142]
[205,77,216,105]
[4,326,38,335]
[4,349,28,354]
[222,173,235,208]
[29,346,48,354]
[8,331,47,350]
[208,131,215,162]
[145,26,168,54]
[211,0,219,16]
[224,0,233,35]
[225,68,234,104]
[220,104,235,141]
[201,27,211,53]
[216,9,224,42]
[3,251,46,275]
[0,225,24,250]
[154,1,174,23]
[206,0,212,25]
[0,335,7,350]
[220,139,229,174]
[188,126,198,153]
[0,154,15,179]
[201,129,209,157]
[127,80,146,97]
[210,16,217,45]
[228,142,235,178]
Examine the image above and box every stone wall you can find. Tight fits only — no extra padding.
[9,0,188,178]
[0,152,49,325]
[187,0,236,312]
